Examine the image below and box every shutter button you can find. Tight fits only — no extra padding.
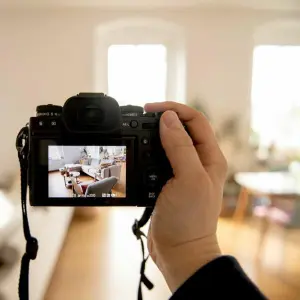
[130,120,138,128]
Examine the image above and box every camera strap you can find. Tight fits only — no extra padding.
[132,207,154,300]
[16,126,38,300]
[16,125,154,300]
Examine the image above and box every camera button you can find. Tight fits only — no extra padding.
[50,120,58,127]
[130,120,138,128]
[122,121,131,128]
[147,169,159,184]
[147,191,158,200]
[141,137,149,145]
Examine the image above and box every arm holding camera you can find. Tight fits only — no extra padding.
[145,102,267,299]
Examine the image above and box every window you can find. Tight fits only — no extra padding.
[251,45,300,150]
[85,146,99,158]
[108,44,167,107]
[48,146,64,160]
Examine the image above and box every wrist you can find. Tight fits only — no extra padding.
[159,235,221,292]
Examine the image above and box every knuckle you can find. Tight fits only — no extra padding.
[165,101,176,108]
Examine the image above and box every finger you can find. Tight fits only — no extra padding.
[145,102,227,181]
[159,110,205,179]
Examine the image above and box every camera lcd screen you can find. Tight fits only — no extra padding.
[48,146,126,198]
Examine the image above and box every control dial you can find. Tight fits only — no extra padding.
[120,105,143,117]
[36,104,62,117]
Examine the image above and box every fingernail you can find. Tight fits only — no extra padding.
[162,111,180,128]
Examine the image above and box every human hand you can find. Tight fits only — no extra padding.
[144,102,228,292]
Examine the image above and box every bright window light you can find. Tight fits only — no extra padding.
[108,44,167,107]
[251,45,300,149]
[48,146,64,160]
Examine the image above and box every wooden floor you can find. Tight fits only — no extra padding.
[45,209,300,300]
[48,171,72,197]
[48,163,126,198]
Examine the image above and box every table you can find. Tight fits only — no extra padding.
[70,171,80,183]
[233,172,300,222]
[63,171,81,187]
[233,172,300,254]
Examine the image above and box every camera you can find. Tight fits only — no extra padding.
[25,93,173,207]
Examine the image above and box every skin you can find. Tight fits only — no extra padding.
[144,102,228,293]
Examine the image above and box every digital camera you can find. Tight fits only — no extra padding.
[26,93,173,207]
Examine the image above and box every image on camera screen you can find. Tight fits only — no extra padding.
[48,146,126,198]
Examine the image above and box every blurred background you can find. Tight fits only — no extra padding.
[1,0,300,299]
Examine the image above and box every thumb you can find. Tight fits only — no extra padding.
[160,111,204,178]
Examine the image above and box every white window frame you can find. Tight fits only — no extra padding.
[94,18,186,104]
[251,19,300,151]
[251,45,300,150]
[86,146,100,159]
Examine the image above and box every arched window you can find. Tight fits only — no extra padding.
[94,18,186,106]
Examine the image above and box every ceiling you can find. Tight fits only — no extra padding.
[0,0,299,10]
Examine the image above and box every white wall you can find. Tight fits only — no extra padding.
[48,159,64,171]
[63,146,82,164]
[48,146,82,171]
[1,8,300,181]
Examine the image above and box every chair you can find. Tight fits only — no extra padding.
[108,165,121,181]
[253,197,297,255]
[85,176,118,197]
[94,167,110,181]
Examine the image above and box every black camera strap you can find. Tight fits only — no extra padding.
[16,126,38,300]
[132,208,154,300]
[16,125,154,300]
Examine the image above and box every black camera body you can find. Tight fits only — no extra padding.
[27,93,172,207]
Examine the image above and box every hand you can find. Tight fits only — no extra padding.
[144,102,228,292]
